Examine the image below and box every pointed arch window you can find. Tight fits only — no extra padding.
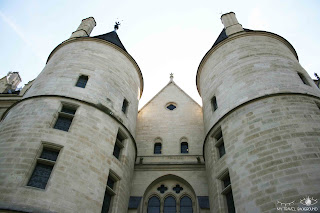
[181,142,189,154]
[154,143,162,154]
[164,196,176,213]
[154,137,162,154]
[180,196,193,213]
[147,196,160,213]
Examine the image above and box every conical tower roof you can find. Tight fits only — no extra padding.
[94,31,127,52]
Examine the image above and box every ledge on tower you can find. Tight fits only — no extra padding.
[93,31,127,52]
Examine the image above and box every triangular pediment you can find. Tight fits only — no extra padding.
[139,80,201,113]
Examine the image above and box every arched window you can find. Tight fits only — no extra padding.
[180,196,193,213]
[154,143,162,154]
[147,196,160,213]
[164,196,176,213]
[154,137,162,154]
[181,142,189,153]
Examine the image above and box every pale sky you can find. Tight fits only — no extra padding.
[1,0,319,108]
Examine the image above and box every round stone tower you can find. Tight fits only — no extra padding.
[0,17,143,212]
[198,12,320,212]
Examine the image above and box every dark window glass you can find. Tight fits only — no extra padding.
[54,116,73,131]
[298,73,310,86]
[27,163,53,189]
[223,175,231,188]
[27,146,60,189]
[76,75,88,88]
[113,143,121,159]
[218,142,226,158]
[181,142,189,153]
[147,196,160,213]
[117,132,126,142]
[215,131,222,141]
[154,143,162,154]
[214,129,225,158]
[164,196,176,213]
[180,196,193,213]
[166,104,176,110]
[61,106,76,115]
[40,149,59,161]
[212,96,218,111]
[157,184,168,194]
[173,184,183,193]
[226,190,236,213]
[107,177,115,189]
[113,132,125,160]
[101,190,112,213]
[122,99,128,113]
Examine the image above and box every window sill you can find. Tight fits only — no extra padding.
[221,184,232,195]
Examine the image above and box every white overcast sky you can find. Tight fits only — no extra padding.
[0,0,319,108]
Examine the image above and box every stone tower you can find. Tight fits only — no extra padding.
[0,17,143,212]
[198,12,320,212]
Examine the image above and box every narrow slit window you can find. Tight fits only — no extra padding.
[54,105,77,132]
[113,131,126,160]
[214,128,226,158]
[298,73,310,86]
[102,172,118,213]
[212,96,218,111]
[122,99,129,114]
[27,146,60,189]
[75,75,88,88]
[220,173,235,213]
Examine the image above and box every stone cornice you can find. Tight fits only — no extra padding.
[134,163,205,171]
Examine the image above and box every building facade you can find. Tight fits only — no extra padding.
[0,12,320,213]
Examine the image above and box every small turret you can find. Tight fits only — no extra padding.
[0,71,21,93]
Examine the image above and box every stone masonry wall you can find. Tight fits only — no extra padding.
[0,97,136,213]
[205,95,320,212]
[24,39,142,136]
[198,33,320,135]
[136,82,204,157]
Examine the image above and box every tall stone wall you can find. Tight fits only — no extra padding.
[198,32,320,135]
[205,95,320,212]
[136,82,204,157]
[24,38,142,136]
[0,36,142,213]
[199,31,320,212]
